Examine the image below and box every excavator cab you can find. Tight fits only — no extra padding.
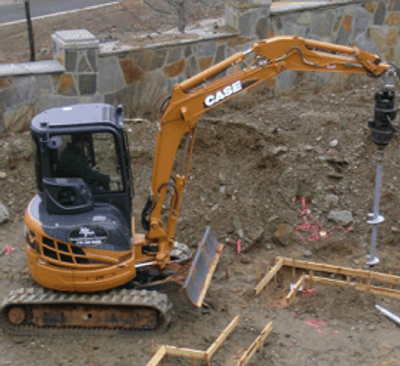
[26,103,137,292]
[31,103,133,220]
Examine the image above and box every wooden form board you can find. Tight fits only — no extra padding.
[254,258,284,295]
[279,257,400,285]
[146,346,167,366]
[206,315,241,360]
[255,256,400,300]
[146,316,274,366]
[285,273,306,306]
[146,316,240,366]
[234,322,273,366]
[305,275,400,299]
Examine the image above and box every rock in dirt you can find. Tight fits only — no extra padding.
[0,172,6,179]
[329,139,339,147]
[0,202,10,224]
[304,250,313,258]
[324,194,339,210]
[249,227,264,242]
[233,218,243,231]
[243,228,265,253]
[6,138,32,169]
[304,145,313,152]
[272,224,295,247]
[328,172,344,179]
[218,172,227,184]
[296,179,313,202]
[272,146,288,157]
[327,210,353,226]
[240,254,252,264]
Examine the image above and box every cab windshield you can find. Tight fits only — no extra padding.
[51,132,123,194]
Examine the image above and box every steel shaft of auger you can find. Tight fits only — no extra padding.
[367,150,385,266]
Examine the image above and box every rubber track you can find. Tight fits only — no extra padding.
[0,287,172,336]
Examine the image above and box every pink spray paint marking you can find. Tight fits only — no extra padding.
[304,319,328,334]
[296,197,352,242]
[4,245,15,255]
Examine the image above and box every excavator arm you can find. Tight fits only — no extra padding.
[144,35,393,265]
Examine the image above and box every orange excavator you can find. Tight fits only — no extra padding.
[0,36,396,334]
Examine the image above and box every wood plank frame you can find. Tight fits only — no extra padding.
[305,275,400,299]
[254,256,400,300]
[255,258,284,295]
[206,315,241,361]
[146,346,167,366]
[234,322,273,366]
[285,273,306,306]
[147,315,240,366]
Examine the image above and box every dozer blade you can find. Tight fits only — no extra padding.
[183,227,223,307]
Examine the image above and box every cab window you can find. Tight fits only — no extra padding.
[53,132,123,193]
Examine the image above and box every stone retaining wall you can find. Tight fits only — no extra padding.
[1,2,400,132]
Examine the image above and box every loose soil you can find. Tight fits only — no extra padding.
[1,73,400,366]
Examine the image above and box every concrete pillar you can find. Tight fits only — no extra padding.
[52,30,99,96]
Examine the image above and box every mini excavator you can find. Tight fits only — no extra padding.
[0,36,397,334]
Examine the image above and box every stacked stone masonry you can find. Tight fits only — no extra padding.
[0,2,400,132]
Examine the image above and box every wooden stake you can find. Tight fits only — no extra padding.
[309,271,314,288]
[292,252,296,281]
[367,272,371,292]
[225,264,229,280]
[254,258,284,295]
[256,268,261,284]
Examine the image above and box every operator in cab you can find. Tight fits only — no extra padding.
[56,134,111,192]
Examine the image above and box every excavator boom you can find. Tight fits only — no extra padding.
[146,36,393,263]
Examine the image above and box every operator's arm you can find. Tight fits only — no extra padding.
[57,145,110,190]
[85,167,111,191]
